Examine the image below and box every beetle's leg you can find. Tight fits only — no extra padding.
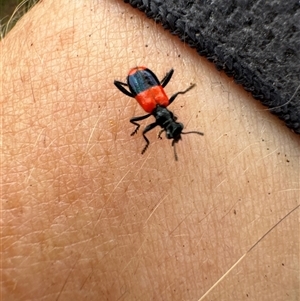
[114,80,134,97]
[141,122,159,154]
[160,69,174,88]
[130,114,151,136]
[158,129,164,139]
[169,84,196,105]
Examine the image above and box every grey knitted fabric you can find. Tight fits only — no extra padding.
[124,0,300,134]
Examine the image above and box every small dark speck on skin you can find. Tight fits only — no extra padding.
[233,209,237,215]
[282,263,285,266]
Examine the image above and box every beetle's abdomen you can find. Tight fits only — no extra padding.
[128,67,169,113]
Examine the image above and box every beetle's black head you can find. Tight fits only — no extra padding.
[165,121,184,140]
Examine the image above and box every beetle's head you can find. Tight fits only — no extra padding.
[165,121,184,140]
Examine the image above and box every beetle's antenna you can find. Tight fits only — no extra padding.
[172,131,204,161]
[172,140,179,161]
[182,131,204,136]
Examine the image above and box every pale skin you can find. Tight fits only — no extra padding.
[1,1,299,300]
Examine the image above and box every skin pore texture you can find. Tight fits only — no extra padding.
[2,1,299,300]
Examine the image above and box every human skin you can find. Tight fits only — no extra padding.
[1,0,299,300]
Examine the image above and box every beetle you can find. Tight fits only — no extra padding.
[114,66,204,160]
